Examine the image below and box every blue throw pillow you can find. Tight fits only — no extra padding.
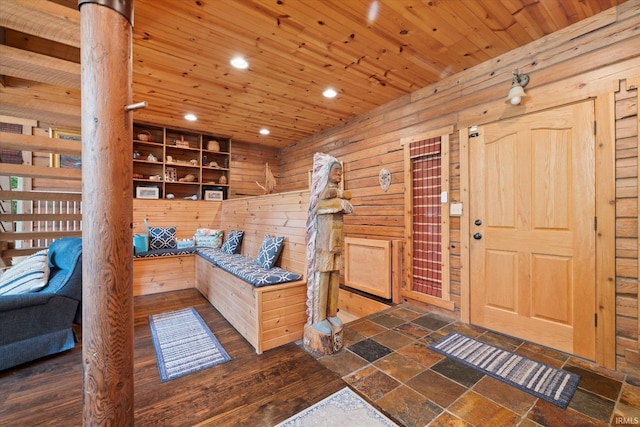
[221,230,244,254]
[256,235,284,269]
[148,226,177,250]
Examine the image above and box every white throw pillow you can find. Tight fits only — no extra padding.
[0,249,50,295]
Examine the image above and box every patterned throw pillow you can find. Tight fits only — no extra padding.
[221,230,244,254]
[0,249,50,295]
[148,226,177,250]
[194,228,224,248]
[255,235,285,269]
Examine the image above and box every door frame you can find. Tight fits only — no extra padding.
[459,97,616,369]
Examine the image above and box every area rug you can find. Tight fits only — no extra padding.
[276,387,398,427]
[149,307,231,382]
[429,332,580,408]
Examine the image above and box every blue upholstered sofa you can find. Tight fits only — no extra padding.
[0,238,82,371]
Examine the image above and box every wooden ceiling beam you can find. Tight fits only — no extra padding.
[0,45,80,89]
[0,131,81,155]
[0,86,81,129]
[0,0,80,48]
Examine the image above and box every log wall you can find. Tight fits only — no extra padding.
[230,141,281,199]
[132,199,222,238]
[615,78,639,374]
[277,3,640,374]
[214,190,309,276]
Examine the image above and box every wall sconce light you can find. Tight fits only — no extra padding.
[506,70,529,105]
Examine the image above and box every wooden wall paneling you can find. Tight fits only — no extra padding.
[337,288,390,319]
[230,141,280,198]
[344,237,392,299]
[618,75,640,372]
[595,91,618,370]
[133,255,195,296]
[391,239,403,304]
[217,191,309,275]
[132,199,222,239]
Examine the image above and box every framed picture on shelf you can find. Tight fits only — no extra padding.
[204,190,224,201]
[165,167,177,182]
[49,128,82,169]
[136,186,160,199]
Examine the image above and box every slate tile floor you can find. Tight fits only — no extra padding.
[317,304,640,426]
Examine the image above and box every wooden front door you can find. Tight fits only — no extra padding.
[470,101,596,360]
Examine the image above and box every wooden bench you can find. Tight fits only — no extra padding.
[132,199,222,296]
[134,191,310,353]
[196,190,309,353]
[195,255,307,354]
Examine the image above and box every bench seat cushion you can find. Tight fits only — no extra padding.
[134,247,197,258]
[197,248,301,287]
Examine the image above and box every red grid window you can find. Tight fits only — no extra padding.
[410,137,442,297]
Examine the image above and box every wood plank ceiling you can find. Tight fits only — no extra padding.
[0,0,628,148]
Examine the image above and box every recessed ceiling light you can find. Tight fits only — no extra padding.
[230,56,249,69]
[184,113,197,121]
[259,128,270,135]
[323,88,337,98]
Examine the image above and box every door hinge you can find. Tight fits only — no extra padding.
[594,313,598,327]
[594,121,597,135]
[594,216,598,231]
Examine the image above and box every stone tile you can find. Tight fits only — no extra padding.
[373,352,427,383]
[568,388,616,424]
[527,399,609,427]
[369,313,407,329]
[386,306,423,322]
[472,376,537,415]
[477,330,523,352]
[406,369,467,408]
[423,330,449,346]
[565,357,626,382]
[431,358,485,388]
[429,411,472,426]
[371,329,415,350]
[348,338,393,363]
[518,418,544,427]
[375,385,442,426]
[612,387,640,427]
[412,314,454,331]
[620,382,640,409]
[347,319,388,337]
[448,391,520,426]
[439,322,485,338]
[343,365,401,401]
[516,342,568,368]
[342,327,366,346]
[392,321,432,340]
[318,349,368,377]
[564,365,622,401]
[397,340,444,367]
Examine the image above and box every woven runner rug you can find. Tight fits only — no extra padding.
[276,387,398,427]
[149,307,231,382]
[429,332,580,408]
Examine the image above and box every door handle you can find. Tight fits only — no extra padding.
[473,233,482,240]
[474,219,482,226]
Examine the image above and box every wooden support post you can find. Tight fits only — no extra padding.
[79,1,134,425]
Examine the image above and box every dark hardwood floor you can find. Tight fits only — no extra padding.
[0,289,347,426]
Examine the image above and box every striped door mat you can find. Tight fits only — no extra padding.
[149,307,231,382]
[429,332,580,408]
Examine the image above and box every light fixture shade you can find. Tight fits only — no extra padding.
[506,84,527,105]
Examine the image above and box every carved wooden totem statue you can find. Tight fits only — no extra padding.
[304,153,353,355]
